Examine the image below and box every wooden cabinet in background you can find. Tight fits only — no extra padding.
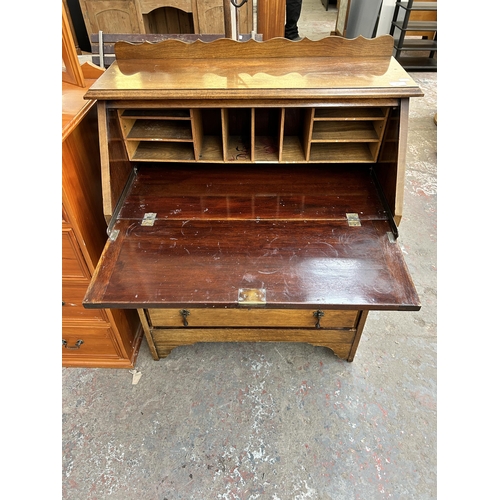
[62,82,143,368]
[78,0,254,38]
[79,0,146,35]
[257,0,285,39]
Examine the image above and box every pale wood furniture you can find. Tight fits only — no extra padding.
[79,0,254,37]
[79,0,146,36]
[62,5,143,368]
[82,36,422,362]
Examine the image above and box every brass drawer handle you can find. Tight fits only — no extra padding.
[180,309,190,327]
[313,310,324,329]
[62,339,84,349]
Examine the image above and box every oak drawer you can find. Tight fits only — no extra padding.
[62,228,90,279]
[148,308,359,329]
[63,282,107,323]
[62,326,120,358]
[150,327,356,359]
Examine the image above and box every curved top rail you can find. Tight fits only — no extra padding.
[86,35,423,100]
[114,35,395,61]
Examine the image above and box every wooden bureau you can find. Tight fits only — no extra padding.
[82,36,422,362]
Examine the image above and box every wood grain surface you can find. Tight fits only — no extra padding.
[85,37,423,100]
[84,161,419,311]
[84,217,419,310]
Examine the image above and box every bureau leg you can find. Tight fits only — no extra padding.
[155,345,177,358]
[320,344,350,361]
[347,310,369,362]
[138,309,160,360]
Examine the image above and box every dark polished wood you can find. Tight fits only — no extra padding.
[85,217,419,310]
[117,164,386,221]
[84,165,419,311]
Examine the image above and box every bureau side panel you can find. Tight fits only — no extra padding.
[62,103,107,270]
[98,102,135,221]
[372,99,409,226]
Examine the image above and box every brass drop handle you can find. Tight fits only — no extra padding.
[62,339,84,349]
[313,310,324,329]
[180,309,190,327]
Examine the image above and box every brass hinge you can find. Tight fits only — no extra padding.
[107,167,137,237]
[387,232,396,244]
[238,288,266,307]
[346,213,361,227]
[141,212,157,226]
[109,229,120,241]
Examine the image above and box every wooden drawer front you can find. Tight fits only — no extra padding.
[62,228,90,279]
[62,326,119,358]
[148,308,358,329]
[63,282,107,323]
[151,327,356,359]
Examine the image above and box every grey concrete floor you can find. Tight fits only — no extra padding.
[62,3,438,498]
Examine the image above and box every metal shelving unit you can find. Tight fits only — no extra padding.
[390,0,437,71]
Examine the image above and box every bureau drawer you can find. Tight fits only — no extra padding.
[150,327,356,359]
[63,282,107,322]
[148,308,358,328]
[62,326,120,358]
[62,228,90,279]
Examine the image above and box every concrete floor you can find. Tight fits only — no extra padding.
[299,0,338,40]
[62,2,437,499]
